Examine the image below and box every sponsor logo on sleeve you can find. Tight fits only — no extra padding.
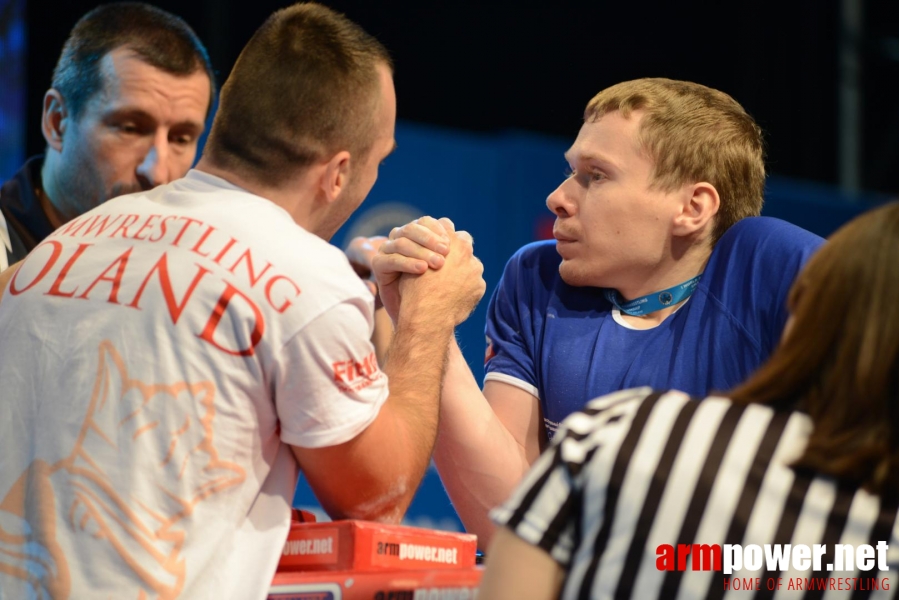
[332,351,383,393]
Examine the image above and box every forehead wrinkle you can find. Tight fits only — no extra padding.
[89,49,209,129]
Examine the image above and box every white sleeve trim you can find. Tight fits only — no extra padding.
[483,372,540,400]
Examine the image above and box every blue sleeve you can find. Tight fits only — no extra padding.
[483,242,555,392]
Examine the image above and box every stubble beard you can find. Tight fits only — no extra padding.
[55,157,145,221]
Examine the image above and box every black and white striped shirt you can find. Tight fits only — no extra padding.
[491,388,899,599]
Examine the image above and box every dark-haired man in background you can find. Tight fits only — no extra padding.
[0,1,214,270]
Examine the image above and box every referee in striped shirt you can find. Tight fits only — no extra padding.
[480,201,899,600]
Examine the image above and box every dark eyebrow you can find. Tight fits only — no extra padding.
[104,108,204,132]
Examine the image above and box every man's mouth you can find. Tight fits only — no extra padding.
[553,231,577,243]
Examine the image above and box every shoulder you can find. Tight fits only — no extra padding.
[279,235,370,301]
[507,239,561,269]
[713,216,824,258]
[490,240,572,318]
[500,240,562,287]
[121,179,371,304]
[555,387,662,443]
[555,389,765,464]
[704,217,823,294]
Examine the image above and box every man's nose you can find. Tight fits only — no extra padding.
[135,136,172,189]
[546,180,575,218]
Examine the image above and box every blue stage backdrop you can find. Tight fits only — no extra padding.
[293,119,891,532]
[0,0,26,182]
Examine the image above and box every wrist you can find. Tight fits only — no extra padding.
[394,294,455,333]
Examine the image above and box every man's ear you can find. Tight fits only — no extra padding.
[319,150,352,204]
[673,181,720,239]
[41,89,68,152]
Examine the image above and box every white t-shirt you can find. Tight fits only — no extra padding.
[0,170,388,599]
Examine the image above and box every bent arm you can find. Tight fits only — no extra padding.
[294,231,484,523]
[432,340,544,548]
[291,301,456,523]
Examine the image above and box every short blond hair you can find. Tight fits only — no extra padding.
[585,78,765,245]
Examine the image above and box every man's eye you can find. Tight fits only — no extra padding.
[171,134,195,145]
[117,123,139,134]
[591,172,607,182]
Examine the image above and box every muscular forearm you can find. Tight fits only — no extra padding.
[374,302,456,515]
[432,341,533,549]
[307,308,455,524]
[301,226,483,524]
[371,307,394,366]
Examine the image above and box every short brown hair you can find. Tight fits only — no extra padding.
[730,201,899,497]
[585,78,765,245]
[205,2,392,186]
[52,2,215,120]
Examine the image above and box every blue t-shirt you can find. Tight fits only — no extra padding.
[483,216,824,437]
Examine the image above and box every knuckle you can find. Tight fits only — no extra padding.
[394,237,414,253]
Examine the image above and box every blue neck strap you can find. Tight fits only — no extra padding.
[603,275,702,317]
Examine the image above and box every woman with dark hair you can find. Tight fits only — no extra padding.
[480,202,899,599]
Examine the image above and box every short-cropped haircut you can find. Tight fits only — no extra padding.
[205,3,392,187]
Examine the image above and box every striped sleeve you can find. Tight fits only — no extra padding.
[489,387,656,566]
